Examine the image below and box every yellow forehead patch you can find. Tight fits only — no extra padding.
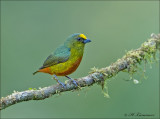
[79,34,87,39]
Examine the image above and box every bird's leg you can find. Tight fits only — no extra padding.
[53,75,65,87]
[65,75,78,87]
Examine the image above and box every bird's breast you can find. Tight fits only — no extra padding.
[50,56,83,76]
[40,47,84,76]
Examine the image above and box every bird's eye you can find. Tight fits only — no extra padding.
[77,37,81,41]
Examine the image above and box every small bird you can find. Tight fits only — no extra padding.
[33,33,91,87]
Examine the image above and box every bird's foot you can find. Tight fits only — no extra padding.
[65,76,78,87]
[57,80,66,88]
[71,79,78,87]
[53,75,65,88]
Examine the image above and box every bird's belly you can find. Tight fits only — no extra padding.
[50,56,82,76]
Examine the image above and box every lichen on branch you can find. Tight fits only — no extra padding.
[0,33,159,110]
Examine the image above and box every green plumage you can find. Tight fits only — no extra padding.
[40,45,71,69]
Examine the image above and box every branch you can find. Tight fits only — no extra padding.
[1,33,160,110]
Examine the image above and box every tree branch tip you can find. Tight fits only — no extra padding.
[151,33,160,39]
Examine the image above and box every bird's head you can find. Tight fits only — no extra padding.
[64,33,91,48]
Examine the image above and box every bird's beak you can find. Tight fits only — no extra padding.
[83,39,91,44]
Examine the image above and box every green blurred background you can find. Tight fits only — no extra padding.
[1,1,159,118]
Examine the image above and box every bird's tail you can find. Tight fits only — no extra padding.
[33,71,39,75]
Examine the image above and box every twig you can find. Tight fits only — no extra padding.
[0,33,160,110]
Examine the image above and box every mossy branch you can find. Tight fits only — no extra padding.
[0,33,160,110]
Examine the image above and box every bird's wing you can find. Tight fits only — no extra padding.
[40,45,71,69]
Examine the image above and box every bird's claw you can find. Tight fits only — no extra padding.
[71,79,78,87]
[57,80,65,88]
[65,75,78,87]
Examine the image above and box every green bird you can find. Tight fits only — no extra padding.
[33,33,91,87]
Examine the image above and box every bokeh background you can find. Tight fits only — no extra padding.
[1,1,159,118]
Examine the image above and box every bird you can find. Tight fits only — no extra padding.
[33,33,91,87]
